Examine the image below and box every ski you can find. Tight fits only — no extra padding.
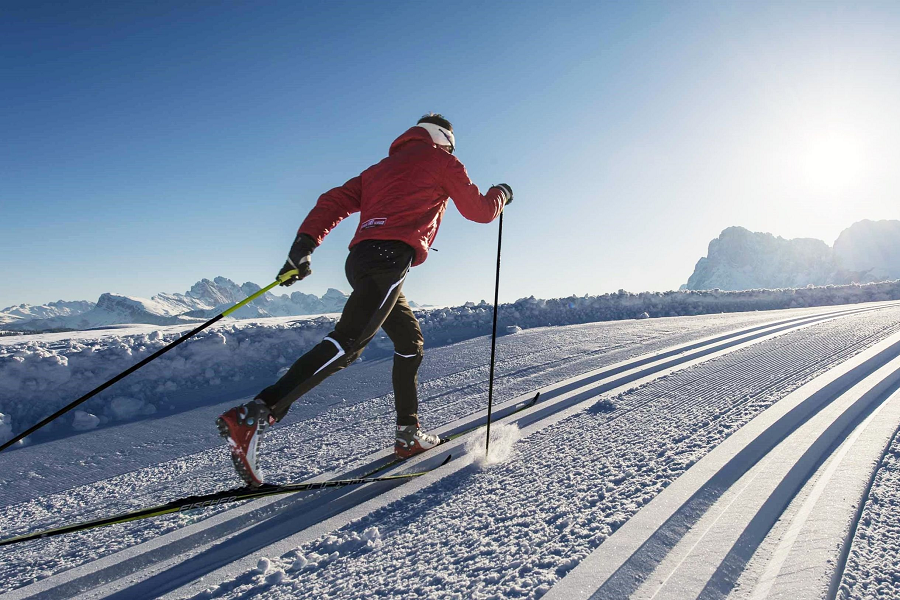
[1,391,543,548]
[0,455,451,548]
[361,391,542,479]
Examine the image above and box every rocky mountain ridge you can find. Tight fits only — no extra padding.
[684,219,900,291]
[1,277,352,332]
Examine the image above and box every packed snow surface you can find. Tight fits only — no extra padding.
[182,305,900,600]
[839,428,900,598]
[6,283,900,446]
[1,303,900,599]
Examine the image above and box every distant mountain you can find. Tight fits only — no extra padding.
[683,227,844,291]
[683,220,900,291]
[0,300,95,327]
[833,219,900,282]
[5,277,351,332]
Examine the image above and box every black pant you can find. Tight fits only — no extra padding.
[257,240,425,426]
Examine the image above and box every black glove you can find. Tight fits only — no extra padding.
[277,233,318,286]
[492,183,513,205]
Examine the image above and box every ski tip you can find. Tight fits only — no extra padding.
[520,391,540,408]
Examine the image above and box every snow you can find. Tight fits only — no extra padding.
[71,410,100,431]
[1,302,900,599]
[5,287,900,447]
[0,412,11,444]
[465,422,522,467]
[724,370,900,600]
[0,299,94,327]
[0,318,338,443]
[839,426,900,598]
[7,270,900,338]
[108,396,156,420]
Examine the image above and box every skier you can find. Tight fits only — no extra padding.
[217,114,513,486]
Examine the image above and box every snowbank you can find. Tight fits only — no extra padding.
[498,280,900,327]
[0,319,335,442]
[2,280,899,444]
[0,412,11,444]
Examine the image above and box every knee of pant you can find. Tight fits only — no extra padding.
[326,330,353,352]
[345,347,365,364]
[320,334,357,369]
[394,344,424,363]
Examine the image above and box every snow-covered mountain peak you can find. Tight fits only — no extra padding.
[321,288,351,311]
[96,293,178,318]
[185,277,244,307]
[684,220,900,291]
[0,299,95,327]
[833,219,900,282]
[3,278,352,332]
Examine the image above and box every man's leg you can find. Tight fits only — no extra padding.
[218,240,414,485]
[382,294,442,457]
[381,293,424,426]
[257,242,414,421]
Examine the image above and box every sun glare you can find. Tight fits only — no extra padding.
[799,130,864,192]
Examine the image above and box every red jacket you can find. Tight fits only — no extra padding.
[297,127,505,266]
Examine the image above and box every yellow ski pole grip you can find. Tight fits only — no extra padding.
[277,269,300,285]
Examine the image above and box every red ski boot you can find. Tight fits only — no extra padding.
[395,423,443,458]
[216,400,275,487]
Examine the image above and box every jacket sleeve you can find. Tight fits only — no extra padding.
[441,157,504,224]
[297,175,362,245]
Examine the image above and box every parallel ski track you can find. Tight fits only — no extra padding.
[832,404,900,599]
[88,310,900,596]
[544,333,900,600]
[244,306,900,600]
[272,308,872,460]
[0,309,831,530]
[630,324,897,443]
[475,311,900,596]
[328,306,875,456]
[580,321,893,446]
[0,303,895,599]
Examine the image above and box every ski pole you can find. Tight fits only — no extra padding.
[0,270,301,453]
[485,210,504,457]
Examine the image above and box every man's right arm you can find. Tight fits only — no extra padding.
[279,175,362,286]
[297,175,363,245]
[441,157,507,223]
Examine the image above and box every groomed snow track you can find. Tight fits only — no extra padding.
[547,312,900,600]
[5,302,900,600]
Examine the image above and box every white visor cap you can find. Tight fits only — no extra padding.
[417,122,455,152]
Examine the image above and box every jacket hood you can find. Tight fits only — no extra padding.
[389,127,435,156]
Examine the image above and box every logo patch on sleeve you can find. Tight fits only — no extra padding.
[361,218,387,230]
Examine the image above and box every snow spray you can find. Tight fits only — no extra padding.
[466,422,521,467]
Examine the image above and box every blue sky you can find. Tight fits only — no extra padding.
[3,0,900,308]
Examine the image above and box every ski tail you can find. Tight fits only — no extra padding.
[447,390,541,441]
[0,455,451,548]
